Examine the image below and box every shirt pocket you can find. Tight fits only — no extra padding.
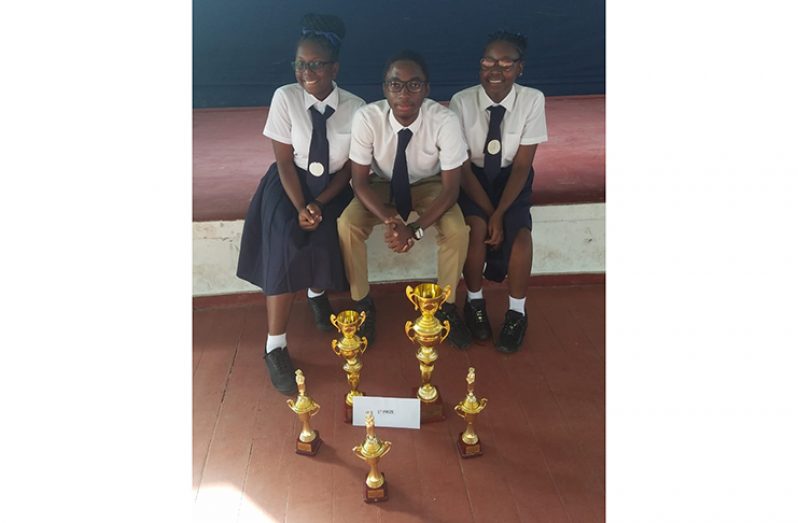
[329,131,352,166]
[502,132,522,164]
[415,146,441,174]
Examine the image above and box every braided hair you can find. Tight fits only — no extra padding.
[485,30,528,60]
[299,13,346,61]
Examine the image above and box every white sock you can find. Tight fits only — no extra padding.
[509,296,526,315]
[467,289,484,302]
[266,333,287,353]
[307,288,325,298]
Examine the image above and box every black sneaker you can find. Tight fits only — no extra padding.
[354,296,376,346]
[496,310,528,354]
[264,346,298,395]
[464,299,492,342]
[435,302,472,349]
[308,293,335,331]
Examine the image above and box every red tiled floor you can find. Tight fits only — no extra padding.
[192,95,605,222]
[193,283,605,522]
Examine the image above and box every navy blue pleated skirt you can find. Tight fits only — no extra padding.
[236,162,353,295]
[457,163,533,282]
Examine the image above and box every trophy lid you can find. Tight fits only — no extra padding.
[287,370,319,414]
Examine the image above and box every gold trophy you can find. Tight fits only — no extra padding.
[286,369,322,456]
[405,283,451,423]
[330,310,368,422]
[352,411,391,503]
[454,367,488,458]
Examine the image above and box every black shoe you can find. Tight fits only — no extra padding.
[436,302,472,349]
[308,293,335,331]
[354,296,376,346]
[496,310,528,354]
[264,346,298,395]
[464,299,492,342]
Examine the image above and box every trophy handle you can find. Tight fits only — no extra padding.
[329,313,338,330]
[453,404,466,419]
[439,319,451,342]
[381,441,392,457]
[405,285,419,310]
[286,399,295,409]
[360,336,368,354]
[331,339,341,356]
[357,310,367,328]
[441,284,452,304]
[404,321,416,342]
[479,398,488,410]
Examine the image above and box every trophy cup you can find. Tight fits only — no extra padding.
[454,367,488,458]
[352,411,391,503]
[405,283,451,423]
[330,310,368,422]
[286,369,322,456]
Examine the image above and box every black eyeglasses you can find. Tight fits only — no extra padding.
[480,57,521,71]
[291,60,334,72]
[384,79,427,93]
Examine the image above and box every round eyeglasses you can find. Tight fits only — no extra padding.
[291,60,334,72]
[384,79,427,93]
[480,57,521,71]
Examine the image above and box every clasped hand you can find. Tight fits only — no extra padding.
[383,216,414,253]
[298,202,323,231]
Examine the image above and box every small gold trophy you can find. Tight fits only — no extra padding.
[454,367,488,458]
[405,283,451,423]
[330,310,368,422]
[352,411,391,503]
[286,369,322,456]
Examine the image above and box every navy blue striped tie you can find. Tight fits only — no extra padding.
[483,105,506,181]
[306,105,335,197]
[391,128,414,221]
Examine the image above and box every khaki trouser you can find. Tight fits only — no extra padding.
[337,176,469,303]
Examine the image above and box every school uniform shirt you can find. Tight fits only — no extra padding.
[349,98,468,184]
[263,82,366,173]
[449,84,547,168]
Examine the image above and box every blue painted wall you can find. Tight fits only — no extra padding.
[193,0,605,108]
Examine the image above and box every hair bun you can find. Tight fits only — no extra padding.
[300,13,346,44]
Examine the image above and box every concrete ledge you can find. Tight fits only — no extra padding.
[193,203,605,297]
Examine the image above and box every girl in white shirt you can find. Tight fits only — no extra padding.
[449,31,548,354]
[237,13,365,395]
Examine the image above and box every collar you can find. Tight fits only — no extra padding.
[388,99,425,135]
[303,81,339,112]
[478,84,516,113]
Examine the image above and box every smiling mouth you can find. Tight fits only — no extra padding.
[303,79,319,86]
[487,78,504,84]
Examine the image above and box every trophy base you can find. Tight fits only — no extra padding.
[457,434,483,458]
[295,431,322,456]
[364,474,389,503]
[413,388,446,423]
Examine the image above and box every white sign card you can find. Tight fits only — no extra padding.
[352,396,421,429]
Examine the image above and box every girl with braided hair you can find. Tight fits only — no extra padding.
[237,13,365,395]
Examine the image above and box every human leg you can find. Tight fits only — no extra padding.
[497,229,532,353]
[265,293,298,395]
[462,215,492,341]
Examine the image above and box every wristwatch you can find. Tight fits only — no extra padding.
[408,222,424,241]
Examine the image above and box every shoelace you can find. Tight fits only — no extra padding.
[272,350,292,372]
[473,307,487,323]
[504,315,524,335]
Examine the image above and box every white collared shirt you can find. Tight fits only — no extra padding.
[263,82,366,173]
[349,98,468,184]
[449,84,547,168]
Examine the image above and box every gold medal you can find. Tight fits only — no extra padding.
[309,162,325,177]
[487,139,501,155]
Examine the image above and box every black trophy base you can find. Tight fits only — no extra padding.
[364,474,389,503]
[457,434,483,458]
[295,431,322,456]
[413,388,446,423]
